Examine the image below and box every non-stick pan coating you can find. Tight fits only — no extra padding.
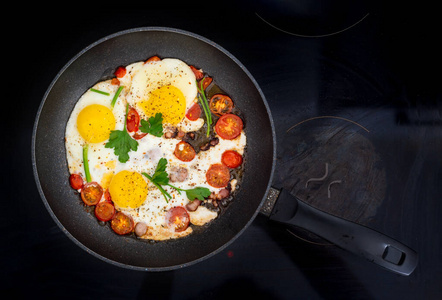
[32,27,276,270]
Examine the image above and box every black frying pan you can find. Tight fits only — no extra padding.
[32,27,418,274]
[32,27,276,271]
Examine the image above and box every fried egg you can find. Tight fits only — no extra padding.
[65,57,246,241]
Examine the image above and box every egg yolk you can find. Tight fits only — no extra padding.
[139,85,186,125]
[77,104,115,143]
[109,171,148,209]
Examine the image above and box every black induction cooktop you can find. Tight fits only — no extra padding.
[4,1,441,299]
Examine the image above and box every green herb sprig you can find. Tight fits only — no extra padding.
[111,86,124,108]
[105,103,139,163]
[139,113,164,137]
[82,144,92,182]
[142,158,211,203]
[197,80,212,137]
[90,88,110,96]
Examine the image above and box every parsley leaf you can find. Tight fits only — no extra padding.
[150,158,169,185]
[140,113,164,137]
[182,186,212,201]
[105,130,138,163]
[105,103,139,163]
[142,158,211,203]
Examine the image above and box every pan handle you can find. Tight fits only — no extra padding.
[267,188,418,276]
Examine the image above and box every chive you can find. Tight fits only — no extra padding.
[197,81,212,137]
[90,88,110,96]
[142,172,171,203]
[83,144,92,183]
[111,86,124,108]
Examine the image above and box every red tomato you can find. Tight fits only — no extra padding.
[126,106,140,132]
[190,65,204,80]
[145,55,161,63]
[221,150,243,168]
[94,201,116,222]
[69,174,83,190]
[209,94,234,116]
[80,182,103,206]
[166,207,190,232]
[200,76,213,90]
[114,66,126,78]
[104,189,112,202]
[186,103,202,121]
[206,163,230,188]
[133,132,148,140]
[111,212,134,235]
[174,141,196,162]
[215,114,243,140]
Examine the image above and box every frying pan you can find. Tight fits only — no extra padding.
[32,27,417,274]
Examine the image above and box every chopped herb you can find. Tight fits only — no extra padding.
[139,113,164,137]
[110,85,124,108]
[105,103,138,163]
[197,80,212,137]
[90,88,110,96]
[142,158,211,202]
[82,144,91,182]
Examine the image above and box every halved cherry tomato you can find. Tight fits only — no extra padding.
[80,182,103,206]
[209,94,234,116]
[145,55,161,63]
[200,76,213,90]
[190,65,204,80]
[133,132,148,140]
[166,206,190,232]
[206,163,230,188]
[95,201,116,222]
[186,103,202,121]
[104,189,112,202]
[215,114,243,140]
[221,150,243,168]
[114,66,126,78]
[126,106,140,132]
[69,174,83,190]
[174,141,196,162]
[111,211,134,235]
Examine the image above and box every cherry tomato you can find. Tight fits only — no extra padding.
[190,65,204,80]
[104,189,112,202]
[114,66,126,78]
[166,206,190,232]
[186,103,202,121]
[221,150,243,168]
[126,106,140,132]
[206,163,230,188]
[69,174,83,190]
[215,114,243,140]
[209,94,234,116]
[111,212,134,235]
[200,76,213,90]
[174,141,196,162]
[94,201,116,222]
[80,182,103,206]
[145,55,161,63]
[133,132,148,140]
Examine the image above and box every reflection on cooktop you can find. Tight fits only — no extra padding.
[275,116,386,225]
[250,0,371,38]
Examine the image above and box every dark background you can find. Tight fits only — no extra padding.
[3,1,441,299]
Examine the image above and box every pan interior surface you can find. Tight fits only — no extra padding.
[32,28,275,270]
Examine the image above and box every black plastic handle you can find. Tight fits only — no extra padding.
[268,188,418,276]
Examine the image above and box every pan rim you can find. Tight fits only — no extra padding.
[31,26,277,271]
